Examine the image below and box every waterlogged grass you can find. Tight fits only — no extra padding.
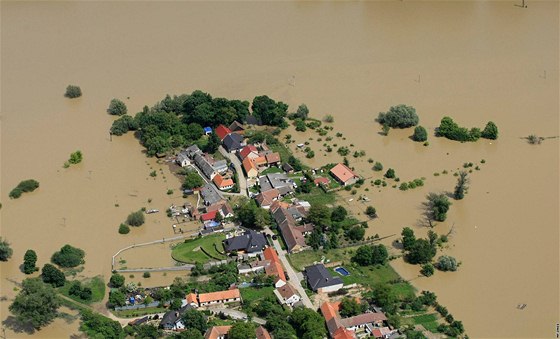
[58,276,105,304]
[171,233,226,264]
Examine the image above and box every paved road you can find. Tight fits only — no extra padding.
[208,308,266,325]
[219,146,247,197]
[264,228,314,309]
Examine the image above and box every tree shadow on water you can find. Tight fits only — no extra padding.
[2,316,36,335]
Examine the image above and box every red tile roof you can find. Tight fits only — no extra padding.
[255,189,280,207]
[215,125,232,140]
[321,301,339,321]
[186,293,198,305]
[253,156,267,167]
[263,247,280,263]
[333,327,357,339]
[198,289,240,303]
[213,174,234,189]
[314,177,330,185]
[265,260,286,282]
[242,157,258,174]
[239,145,258,160]
[200,210,218,221]
[330,163,359,184]
[205,326,232,339]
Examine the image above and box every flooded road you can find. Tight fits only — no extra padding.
[1,1,558,338]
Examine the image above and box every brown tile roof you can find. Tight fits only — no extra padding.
[255,189,280,207]
[198,289,240,303]
[265,260,286,282]
[321,301,339,321]
[314,177,330,185]
[205,325,232,339]
[330,163,359,184]
[253,156,268,167]
[339,312,387,328]
[263,247,280,263]
[256,326,272,339]
[265,152,281,164]
[276,282,298,299]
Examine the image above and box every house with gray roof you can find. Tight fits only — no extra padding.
[223,229,268,256]
[212,159,228,174]
[185,145,202,158]
[304,264,343,293]
[176,151,190,167]
[223,133,245,153]
[201,183,222,206]
[194,153,217,179]
[258,173,294,196]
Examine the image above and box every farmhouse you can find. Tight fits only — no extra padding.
[213,174,234,191]
[330,163,360,186]
[198,288,241,307]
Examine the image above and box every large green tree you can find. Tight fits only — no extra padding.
[80,309,125,339]
[9,278,60,329]
[426,193,451,222]
[453,171,469,200]
[290,307,327,339]
[181,309,208,334]
[183,171,205,190]
[107,98,128,116]
[51,244,85,268]
[0,237,13,261]
[401,227,416,251]
[306,205,331,231]
[41,263,66,287]
[481,121,498,140]
[23,249,38,274]
[377,104,419,128]
[228,322,256,339]
[406,239,436,264]
[252,95,288,126]
[339,297,367,317]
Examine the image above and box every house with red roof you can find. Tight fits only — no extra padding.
[330,163,360,186]
[314,177,330,186]
[213,174,234,191]
[200,210,218,222]
[320,300,392,338]
[215,125,232,141]
[238,144,259,161]
[242,157,259,179]
[265,152,281,166]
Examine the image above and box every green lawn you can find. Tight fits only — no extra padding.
[411,313,440,333]
[240,286,275,304]
[58,276,105,305]
[171,234,227,264]
[295,186,336,206]
[269,142,292,164]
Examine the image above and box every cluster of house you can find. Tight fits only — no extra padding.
[177,144,234,191]
[204,324,272,339]
[238,144,281,180]
[321,299,396,339]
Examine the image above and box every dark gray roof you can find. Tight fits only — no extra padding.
[258,173,294,195]
[282,163,294,172]
[229,121,245,131]
[212,159,228,173]
[194,153,216,179]
[246,115,263,126]
[305,264,343,292]
[223,133,244,152]
[160,305,191,329]
[185,145,202,158]
[201,183,222,206]
[223,229,268,253]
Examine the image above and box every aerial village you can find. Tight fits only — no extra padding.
[116,119,398,339]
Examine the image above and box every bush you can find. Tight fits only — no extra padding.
[436,117,481,142]
[51,244,85,268]
[110,274,125,288]
[377,104,419,128]
[399,183,409,191]
[384,168,395,179]
[143,272,151,278]
[323,114,334,123]
[118,223,130,234]
[420,263,434,277]
[481,121,498,139]
[412,126,428,142]
[68,150,83,165]
[41,264,66,287]
[435,255,458,271]
[23,249,38,274]
[110,115,138,136]
[0,238,13,261]
[9,179,40,199]
[294,119,307,132]
[107,98,128,116]
[126,211,145,227]
[365,206,377,218]
[65,85,82,98]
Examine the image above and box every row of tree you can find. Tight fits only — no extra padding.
[437,117,498,141]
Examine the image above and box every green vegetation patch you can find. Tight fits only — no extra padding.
[240,286,275,305]
[294,186,336,206]
[410,313,440,333]
[112,307,167,318]
[171,234,226,264]
[58,276,105,304]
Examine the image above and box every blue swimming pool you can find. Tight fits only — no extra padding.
[334,267,350,276]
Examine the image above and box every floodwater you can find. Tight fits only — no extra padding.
[1,1,558,338]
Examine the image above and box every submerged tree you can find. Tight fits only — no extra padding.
[107,98,128,116]
[64,85,82,98]
[426,193,451,222]
[9,278,60,329]
[453,171,469,200]
[23,249,38,274]
[0,237,13,261]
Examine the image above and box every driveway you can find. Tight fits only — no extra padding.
[219,146,247,197]
[208,307,266,325]
[264,228,314,309]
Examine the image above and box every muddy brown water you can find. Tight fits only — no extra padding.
[1,1,558,338]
